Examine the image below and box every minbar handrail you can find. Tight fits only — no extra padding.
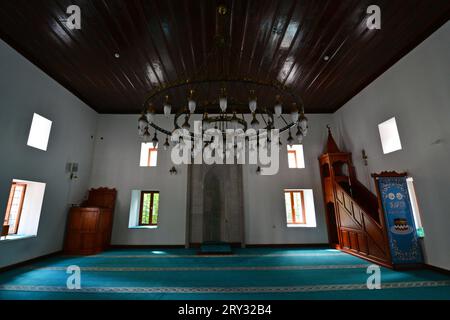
[334,181,384,229]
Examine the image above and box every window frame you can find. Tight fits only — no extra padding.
[147,147,158,167]
[138,191,159,226]
[4,183,27,234]
[287,149,298,168]
[284,190,307,225]
[287,145,305,169]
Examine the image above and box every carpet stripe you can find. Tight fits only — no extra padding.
[24,264,370,272]
[1,281,449,294]
[69,253,343,259]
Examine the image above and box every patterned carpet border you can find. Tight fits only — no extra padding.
[69,252,343,259]
[24,264,370,272]
[1,281,449,294]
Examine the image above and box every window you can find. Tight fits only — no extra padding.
[139,191,159,226]
[378,117,402,154]
[287,145,305,168]
[406,177,425,238]
[2,179,46,240]
[140,143,158,167]
[27,113,52,151]
[3,183,27,234]
[285,190,306,225]
[284,189,317,228]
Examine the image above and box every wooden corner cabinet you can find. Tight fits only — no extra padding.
[64,188,117,255]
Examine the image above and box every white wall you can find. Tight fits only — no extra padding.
[0,39,98,268]
[333,22,450,270]
[89,115,188,245]
[90,114,332,246]
[243,115,332,245]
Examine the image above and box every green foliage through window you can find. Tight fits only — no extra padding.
[139,191,159,226]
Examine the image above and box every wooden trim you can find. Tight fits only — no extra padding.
[3,184,16,224]
[290,191,296,223]
[189,242,243,248]
[0,250,62,273]
[3,183,27,234]
[12,184,27,234]
[246,243,331,248]
[110,245,185,249]
[424,264,450,276]
[285,190,307,225]
[138,191,159,226]
[287,149,297,168]
[147,147,158,167]
[371,171,408,178]
[300,191,306,224]
[340,248,394,269]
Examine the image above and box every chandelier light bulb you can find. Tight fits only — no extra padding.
[302,127,308,136]
[231,112,238,125]
[299,111,308,131]
[147,104,156,123]
[219,97,227,112]
[138,113,148,131]
[249,99,257,113]
[274,104,282,118]
[219,88,227,112]
[182,115,191,129]
[291,110,299,123]
[296,126,303,138]
[296,126,304,143]
[250,113,259,129]
[248,90,257,113]
[163,96,172,117]
[143,127,151,142]
[152,132,159,148]
[163,104,171,117]
[287,131,294,146]
[163,136,170,150]
[274,95,282,117]
[188,99,196,114]
[188,90,196,113]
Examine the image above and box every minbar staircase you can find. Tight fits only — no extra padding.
[319,128,392,268]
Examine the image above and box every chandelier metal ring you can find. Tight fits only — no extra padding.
[142,78,305,111]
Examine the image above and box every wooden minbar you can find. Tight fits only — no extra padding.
[64,188,117,255]
[319,128,392,268]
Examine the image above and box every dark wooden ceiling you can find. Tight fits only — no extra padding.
[0,0,448,114]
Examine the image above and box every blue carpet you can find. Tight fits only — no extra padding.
[200,242,232,254]
[0,248,449,300]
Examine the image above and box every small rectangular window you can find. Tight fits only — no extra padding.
[2,179,46,240]
[287,145,305,168]
[406,177,425,238]
[27,113,52,151]
[284,189,317,228]
[3,183,27,234]
[378,117,402,154]
[140,143,158,167]
[284,190,306,225]
[139,191,159,226]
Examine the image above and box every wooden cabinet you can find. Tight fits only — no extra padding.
[64,188,116,255]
